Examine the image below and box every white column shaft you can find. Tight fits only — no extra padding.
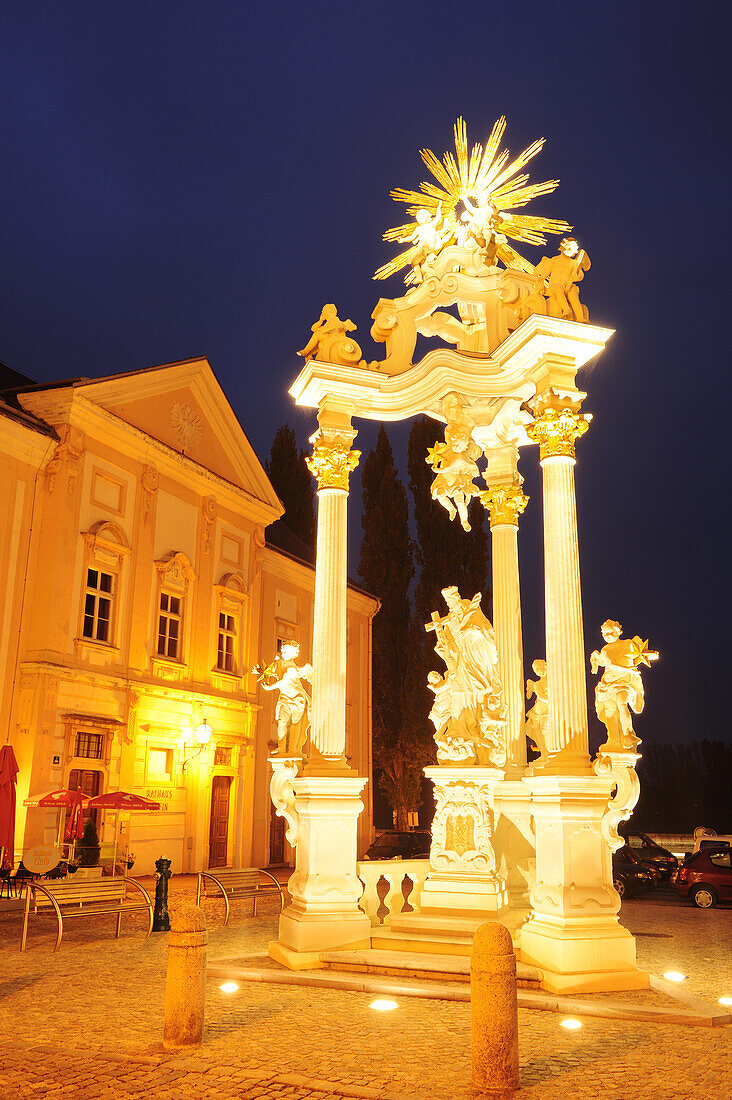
[491,523,525,769]
[311,487,348,758]
[542,455,588,758]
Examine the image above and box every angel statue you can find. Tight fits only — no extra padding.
[534,237,591,323]
[590,621,658,752]
[426,393,482,531]
[525,658,549,759]
[298,303,363,366]
[425,586,507,768]
[253,641,312,757]
[404,203,448,284]
[456,195,507,269]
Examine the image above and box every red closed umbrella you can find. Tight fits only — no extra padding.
[0,746,19,869]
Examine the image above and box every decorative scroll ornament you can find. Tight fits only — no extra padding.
[480,484,529,528]
[45,425,84,495]
[306,435,360,491]
[202,496,217,554]
[141,464,159,526]
[525,405,591,460]
[593,750,642,853]
[171,402,202,452]
[269,757,301,847]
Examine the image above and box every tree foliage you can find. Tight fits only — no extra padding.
[266,424,315,547]
[358,427,430,828]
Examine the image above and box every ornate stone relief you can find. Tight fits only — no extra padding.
[171,402,202,453]
[124,689,141,746]
[430,775,499,874]
[593,749,642,853]
[252,526,265,580]
[45,424,84,495]
[306,430,360,491]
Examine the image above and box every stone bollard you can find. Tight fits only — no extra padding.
[163,904,207,1050]
[471,921,519,1095]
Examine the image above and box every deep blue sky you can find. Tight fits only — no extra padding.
[1,3,729,748]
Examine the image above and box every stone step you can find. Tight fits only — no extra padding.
[319,947,543,989]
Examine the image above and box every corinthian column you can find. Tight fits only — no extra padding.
[480,483,529,772]
[527,390,592,770]
[305,407,360,771]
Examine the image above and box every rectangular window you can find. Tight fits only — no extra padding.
[82,568,114,642]
[158,592,182,659]
[217,612,236,673]
[147,747,173,783]
[214,746,232,767]
[74,731,104,760]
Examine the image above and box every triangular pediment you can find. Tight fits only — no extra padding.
[77,358,281,514]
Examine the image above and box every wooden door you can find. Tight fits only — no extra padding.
[208,776,231,868]
[269,798,285,866]
[67,768,102,829]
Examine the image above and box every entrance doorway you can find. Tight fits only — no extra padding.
[208,775,231,868]
[269,798,286,866]
[67,768,102,830]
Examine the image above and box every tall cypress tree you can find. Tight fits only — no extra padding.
[359,426,428,829]
[266,425,315,547]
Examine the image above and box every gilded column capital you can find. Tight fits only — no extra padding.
[526,405,592,460]
[306,431,360,491]
[479,485,529,528]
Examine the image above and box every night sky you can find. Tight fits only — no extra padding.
[1,4,729,749]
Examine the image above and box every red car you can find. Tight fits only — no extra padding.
[672,848,732,908]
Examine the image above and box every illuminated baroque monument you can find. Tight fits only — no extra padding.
[270,118,656,991]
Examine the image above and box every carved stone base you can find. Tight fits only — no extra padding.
[518,773,647,993]
[493,779,536,910]
[270,775,371,960]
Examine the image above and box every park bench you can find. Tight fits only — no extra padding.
[20,876,153,952]
[195,867,284,925]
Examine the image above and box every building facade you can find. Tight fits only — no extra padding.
[0,358,376,875]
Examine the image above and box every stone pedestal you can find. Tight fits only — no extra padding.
[419,766,508,916]
[519,774,647,993]
[493,779,535,910]
[269,775,371,967]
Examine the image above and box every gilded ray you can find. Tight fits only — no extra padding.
[375,117,568,281]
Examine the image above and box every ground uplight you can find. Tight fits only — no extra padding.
[560,1018,582,1030]
[370,999,398,1011]
[219,982,239,993]
[719,995,732,1006]
[663,971,686,983]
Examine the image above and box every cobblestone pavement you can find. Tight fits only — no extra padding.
[0,878,730,1099]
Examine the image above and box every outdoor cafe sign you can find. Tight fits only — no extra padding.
[24,845,61,874]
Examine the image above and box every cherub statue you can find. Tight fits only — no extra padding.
[457,195,506,268]
[590,621,658,751]
[426,393,482,531]
[405,204,448,284]
[525,658,549,758]
[298,304,363,365]
[253,641,312,757]
[534,237,591,323]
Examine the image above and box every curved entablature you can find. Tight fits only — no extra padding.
[291,314,613,449]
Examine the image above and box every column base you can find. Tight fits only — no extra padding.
[270,773,370,961]
[419,871,508,915]
[520,918,649,993]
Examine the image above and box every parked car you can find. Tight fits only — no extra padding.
[364,831,431,861]
[688,829,732,859]
[615,843,662,885]
[672,848,732,908]
[618,827,678,879]
[612,847,656,897]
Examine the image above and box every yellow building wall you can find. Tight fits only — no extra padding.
[2,362,377,876]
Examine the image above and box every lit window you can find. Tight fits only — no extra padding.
[158,592,182,659]
[82,568,114,642]
[217,612,237,673]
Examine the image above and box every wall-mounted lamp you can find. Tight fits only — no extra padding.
[182,718,213,771]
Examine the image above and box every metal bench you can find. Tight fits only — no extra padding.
[20,876,153,952]
[195,867,284,925]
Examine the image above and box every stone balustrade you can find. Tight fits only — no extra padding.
[357,859,429,926]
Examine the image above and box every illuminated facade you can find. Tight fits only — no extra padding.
[0,358,376,875]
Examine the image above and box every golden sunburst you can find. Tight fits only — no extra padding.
[374,116,572,281]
